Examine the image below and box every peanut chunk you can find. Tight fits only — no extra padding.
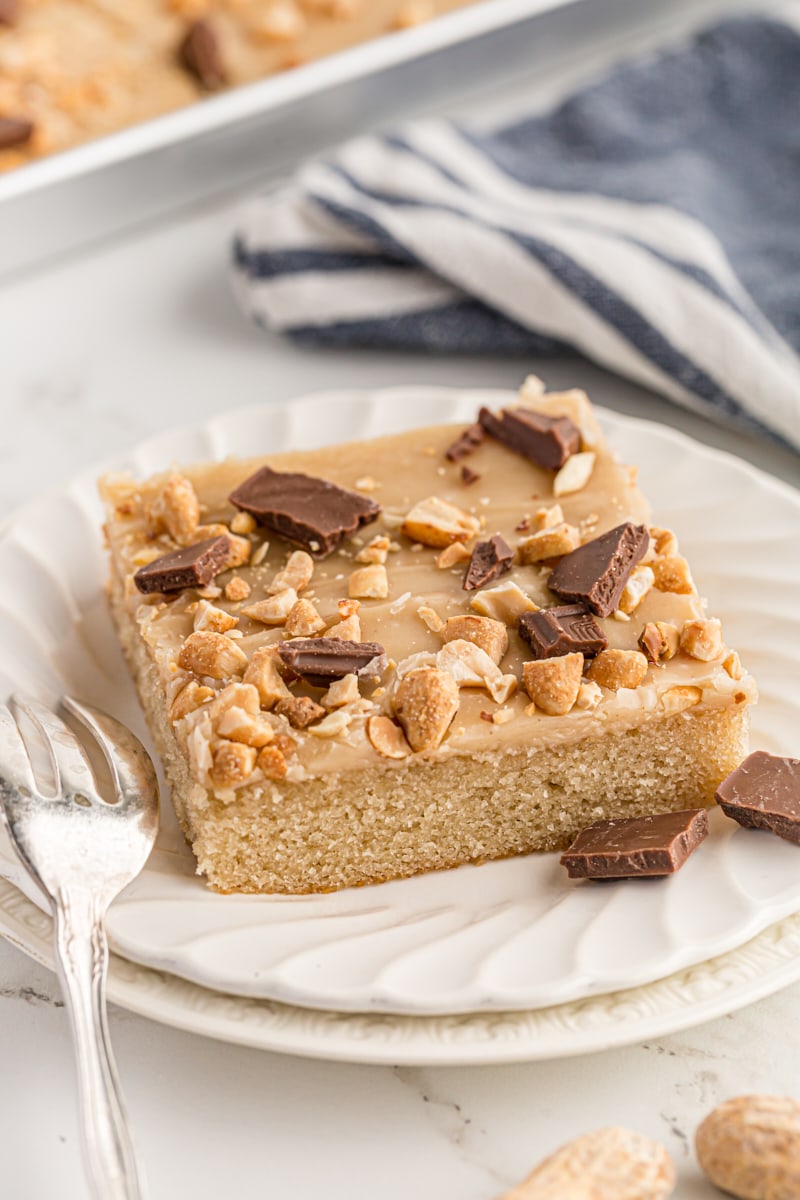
[586,649,648,691]
[177,631,248,680]
[618,565,655,614]
[209,741,257,790]
[723,650,743,680]
[169,680,214,723]
[650,525,679,557]
[324,674,360,708]
[532,504,564,531]
[680,618,724,662]
[285,598,326,637]
[252,1,307,41]
[355,535,390,564]
[436,542,472,569]
[442,615,508,665]
[275,695,325,729]
[638,621,680,664]
[661,685,703,714]
[394,667,459,752]
[552,450,596,497]
[216,707,275,747]
[575,680,603,710]
[193,599,238,634]
[367,714,411,758]
[268,550,314,595]
[224,576,251,602]
[471,580,537,625]
[325,613,362,641]
[417,605,445,634]
[523,653,583,716]
[348,564,389,599]
[242,587,298,625]
[229,511,257,536]
[307,711,352,738]
[437,639,517,703]
[401,495,480,548]
[150,474,200,543]
[243,645,292,708]
[517,523,580,564]
[206,682,260,720]
[652,555,694,594]
[258,744,288,780]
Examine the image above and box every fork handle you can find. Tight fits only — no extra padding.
[54,889,145,1200]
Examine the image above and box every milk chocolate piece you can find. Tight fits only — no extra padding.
[716,751,800,845]
[478,406,580,470]
[134,536,230,594]
[518,604,607,660]
[561,809,708,879]
[445,423,484,463]
[463,534,513,591]
[548,521,649,617]
[276,638,386,687]
[179,19,226,90]
[0,116,33,150]
[229,466,380,557]
[460,465,480,486]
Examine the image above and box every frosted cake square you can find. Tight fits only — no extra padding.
[100,380,755,893]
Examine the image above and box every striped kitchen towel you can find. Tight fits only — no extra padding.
[233,16,800,453]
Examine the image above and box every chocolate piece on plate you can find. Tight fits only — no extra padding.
[277,638,386,688]
[178,19,226,90]
[518,604,608,660]
[0,116,33,150]
[548,521,649,617]
[561,809,709,879]
[463,534,513,592]
[478,406,580,470]
[716,751,800,845]
[134,536,230,594]
[229,466,380,557]
[445,423,484,463]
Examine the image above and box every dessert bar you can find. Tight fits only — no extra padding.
[100,379,755,893]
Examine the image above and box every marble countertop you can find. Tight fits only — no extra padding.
[2,5,800,1196]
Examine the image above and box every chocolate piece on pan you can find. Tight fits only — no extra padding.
[716,751,800,845]
[518,604,607,660]
[0,116,33,150]
[478,406,580,470]
[548,521,649,617]
[178,19,226,91]
[134,536,230,594]
[460,465,481,486]
[229,466,380,557]
[445,423,484,463]
[277,638,386,688]
[0,0,20,26]
[463,534,513,591]
[561,809,709,880]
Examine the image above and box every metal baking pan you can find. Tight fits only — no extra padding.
[2,0,635,278]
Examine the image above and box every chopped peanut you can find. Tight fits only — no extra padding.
[661,685,703,714]
[150,474,200,543]
[618,565,655,614]
[355,535,390,565]
[587,649,648,691]
[523,653,583,715]
[177,631,248,680]
[242,587,298,625]
[326,613,362,641]
[680,618,724,662]
[243,645,292,708]
[553,450,596,497]
[471,580,537,625]
[652,555,694,595]
[324,674,360,708]
[216,707,275,747]
[229,511,257,536]
[285,598,326,637]
[436,542,472,569]
[307,711,352,738]
[209,741,257,790]
[437,639,517,703]
[268,550,314,595]
[207,682,260,720]
[575,680,603,710]
[367,714,411,758]
[517,523,580,564]
[169,680,214,723]
[417,605,445,633]
[442,614,508,665]
[401,495,480,547]
[723,650,743,680]
[224,576,251,602]
[252,0,307,41]
[394,667,459,752]
[275,695,326,729]
[349,564,389,599]
[650,525,679,557]
[532,504,564,531]
[638,621,680,664]
[258,745,288,779]
[193,599,238,634]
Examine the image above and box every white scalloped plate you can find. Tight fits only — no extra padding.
[1,388,799,1028]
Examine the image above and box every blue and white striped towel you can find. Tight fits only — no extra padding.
[233,16,800,453]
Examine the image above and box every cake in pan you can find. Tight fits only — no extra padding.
[100,379,755,893]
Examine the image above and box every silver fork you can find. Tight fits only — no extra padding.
[0,695,159,1200]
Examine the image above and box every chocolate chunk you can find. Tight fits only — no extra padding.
[178,19,226,90]
[478,406,580,470]
[518,604,607,660]
[548,521,649,617]
[0,0,20,26]
[445,423,484,463]
[561,809,709,880]
[134,535,230,594]
[276,638,386,688]
[463,534,513,591]
[716,751,800,845]
[460,465,480,486]
[229,466,380,557]
[0,116,33,151]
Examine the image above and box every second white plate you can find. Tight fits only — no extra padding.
[0,387,798,1016]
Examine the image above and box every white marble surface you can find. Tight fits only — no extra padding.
[2,6,800,1197]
